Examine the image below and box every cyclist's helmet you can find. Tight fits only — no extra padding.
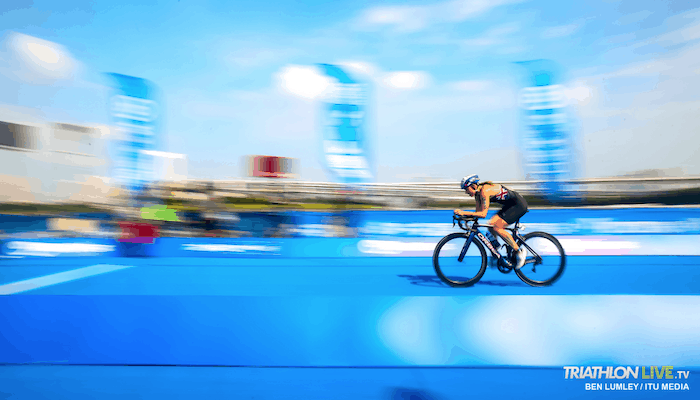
[460,174,480,190]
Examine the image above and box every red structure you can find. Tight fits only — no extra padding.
[249,155,297,178]
[118,222,160,244]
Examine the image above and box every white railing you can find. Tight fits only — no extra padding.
[147,176,700,207]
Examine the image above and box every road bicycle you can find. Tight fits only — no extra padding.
[432,214,566,287]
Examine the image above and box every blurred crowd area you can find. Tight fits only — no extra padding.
[0,208,366,240]
[2,174,700,241]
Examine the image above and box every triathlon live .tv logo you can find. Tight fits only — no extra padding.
[564,366,691,392]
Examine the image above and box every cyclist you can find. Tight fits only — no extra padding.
[454,174,529,269]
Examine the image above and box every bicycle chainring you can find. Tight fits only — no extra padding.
[497,257,513,274]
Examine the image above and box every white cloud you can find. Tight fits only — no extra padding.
[564,84,592,105]
[541,23,581,39]
[275,65,333,100]
[356,0,521,33]
[276,61,431,92]
[382,71,431,90]
[6,32,76,81]
[274,61,384,102]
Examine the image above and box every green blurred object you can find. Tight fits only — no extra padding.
[141,205,180,221]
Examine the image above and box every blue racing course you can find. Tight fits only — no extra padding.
[2,208,699,399]
[1,257,698,364]
[0,256,698,296]
[0,256,700,297]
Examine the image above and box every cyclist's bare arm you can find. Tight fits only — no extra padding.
[455,184,498,218]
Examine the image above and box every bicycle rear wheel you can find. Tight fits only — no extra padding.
[514,232,566,287]
[433,233,487,287]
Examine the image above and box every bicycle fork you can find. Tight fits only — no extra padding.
[458,232,475,262]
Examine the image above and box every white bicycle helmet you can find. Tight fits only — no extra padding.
[460,174,480,190]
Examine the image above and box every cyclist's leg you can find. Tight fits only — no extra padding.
[495,204,528,268]
[491,202,528,250]
[489,214,519,250]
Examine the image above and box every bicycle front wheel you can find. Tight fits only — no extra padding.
[514,231,566,287]
[433,233,487,287]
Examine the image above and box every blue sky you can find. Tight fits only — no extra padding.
[1,0,700,183]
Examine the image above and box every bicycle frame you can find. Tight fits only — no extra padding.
[454,216,543,266]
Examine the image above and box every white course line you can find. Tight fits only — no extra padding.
[0,264,135,295]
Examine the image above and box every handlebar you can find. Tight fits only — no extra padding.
[453,214,478,230]
[452,214,524,232]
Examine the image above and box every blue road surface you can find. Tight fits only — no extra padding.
[1,256,698,295]
[1,255,699,399]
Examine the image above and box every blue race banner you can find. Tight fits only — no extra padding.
[106,73,160,196]
[516,60,578,201]
[316,64,373,184]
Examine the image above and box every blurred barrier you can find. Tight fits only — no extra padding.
[2,208,699,258]
[3,235,699,259]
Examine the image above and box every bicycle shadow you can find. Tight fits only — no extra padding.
[397,274,525,288]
